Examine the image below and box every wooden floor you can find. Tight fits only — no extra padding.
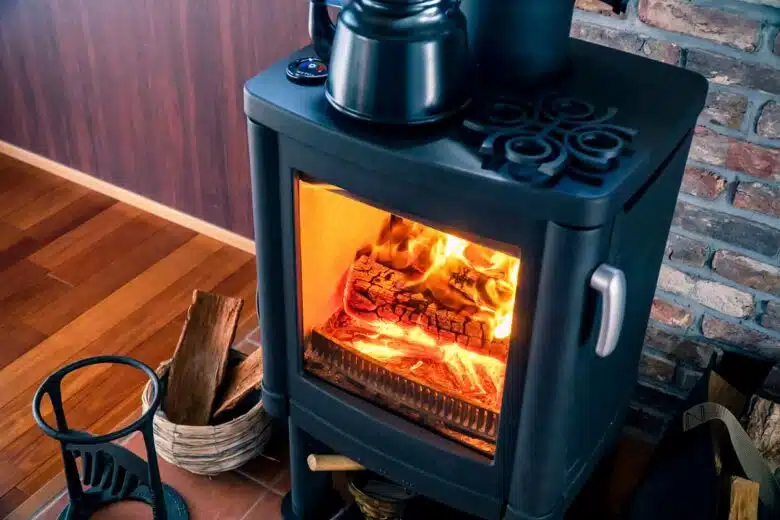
[0,155,258,516]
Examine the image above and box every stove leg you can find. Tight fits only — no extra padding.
[504,505,563,520]
[284,420,332,519]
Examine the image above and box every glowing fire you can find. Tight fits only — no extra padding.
[367,217,520,341]
[325,216,520,411]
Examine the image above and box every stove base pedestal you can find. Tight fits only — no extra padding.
[287,420,340,519]
[280,492,350,520]
[504,506,562,520]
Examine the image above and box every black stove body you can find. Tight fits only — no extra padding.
[245,40,707,520]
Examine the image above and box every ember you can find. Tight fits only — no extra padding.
[315,216,520,413]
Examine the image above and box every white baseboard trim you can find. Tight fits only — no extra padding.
[0,141,256,255]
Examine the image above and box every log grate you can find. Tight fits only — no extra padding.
[309,329,499,443]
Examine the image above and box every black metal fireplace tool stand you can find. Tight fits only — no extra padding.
[33,355,188,520]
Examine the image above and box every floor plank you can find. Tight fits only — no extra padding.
[24,191,116,245]
[25,224,196,336]
[0,157,258,513]
[0,222,23,251]
[49,213,165,286]
[2,183,88,230]
[29,203,140,270]
[0,171,63,220]
[0,260,50,303]
[0,487,26,518]
[0,235,223,411]
[0,250,252,497]
[0,324,48,370]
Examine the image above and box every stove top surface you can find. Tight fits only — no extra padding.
[245,39,707,227]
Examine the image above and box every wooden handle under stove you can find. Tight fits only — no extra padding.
[307,454,365,472]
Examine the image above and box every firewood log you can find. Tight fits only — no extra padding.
[344,255,509,359]
[163,291,243,426]
[212,348,263,419]
[744,396,780,472]
[728,477,759,520]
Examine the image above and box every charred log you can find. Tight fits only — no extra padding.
[344,255,510,359]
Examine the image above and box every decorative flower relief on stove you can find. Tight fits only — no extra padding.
[463,95,638,187]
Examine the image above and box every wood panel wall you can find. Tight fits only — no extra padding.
[0,0,311,238]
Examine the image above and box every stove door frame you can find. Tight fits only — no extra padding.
[275,126,556,516]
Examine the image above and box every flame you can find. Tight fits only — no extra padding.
[368,216,520,342]
[328,216,520,411]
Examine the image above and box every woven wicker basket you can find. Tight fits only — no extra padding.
[141,359,271,476]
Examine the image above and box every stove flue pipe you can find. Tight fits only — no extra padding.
[460,0,627,92]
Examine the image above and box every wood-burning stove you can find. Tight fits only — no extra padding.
[244,38,707,520]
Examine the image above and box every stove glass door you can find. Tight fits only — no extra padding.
[297,174,521,456]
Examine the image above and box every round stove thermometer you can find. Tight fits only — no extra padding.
[287,57,328,85]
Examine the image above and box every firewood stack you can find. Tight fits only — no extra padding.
[162,290,264,425]
[141,290,271,475]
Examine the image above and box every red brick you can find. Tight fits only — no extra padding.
[645,326,715,368]
[700,91,747,129]
[651,298,694,328]
[633,382,687,411]
[569,23,680,65]
[639,0,760,51]
[665,233,709,267]
[673,201,780,257]
[680,167,727,200]
[571,23,644,53]
[761,301,780,332]
[658,265,754,318]
[702,316,780,358]
[576,0,624,17]
[690,126,729,166]
[734,182,780,218]
[639,351,677,383]
[756,102,780,139]
[725,140,780,180]
[640,39,681,65]
[686,50,780,95]
[712,250,780,295]
[625,405,671,440]
[677,365,704,391]
[691,127,780,179]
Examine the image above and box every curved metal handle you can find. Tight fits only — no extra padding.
[590,264,626,358]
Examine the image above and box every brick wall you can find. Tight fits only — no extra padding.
[572,0,780,440]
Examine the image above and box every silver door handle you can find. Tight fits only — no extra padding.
[590,264,626,358]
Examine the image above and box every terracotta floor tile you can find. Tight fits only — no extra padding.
[124,433,267,520]
[92,501,154,519]
[239,434,290,491]
[243,490,282,519]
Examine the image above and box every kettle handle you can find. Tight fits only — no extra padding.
[309,0,342,62]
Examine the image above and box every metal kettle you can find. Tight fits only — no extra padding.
[309,0,470,125]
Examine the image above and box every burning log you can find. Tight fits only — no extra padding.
[344,255,510,359]
[316,311,505,413]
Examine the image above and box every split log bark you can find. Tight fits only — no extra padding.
[163,290,243,426]
[212,348,264,418]
[345,255,509,358]
[728,477,759,520]
[744,396,780,472]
